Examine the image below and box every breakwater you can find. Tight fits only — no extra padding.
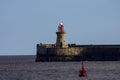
[36,45,120,61]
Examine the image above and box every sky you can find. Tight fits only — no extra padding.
[0,0,120,55]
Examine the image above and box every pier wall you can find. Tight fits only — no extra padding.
[36,45,120,61]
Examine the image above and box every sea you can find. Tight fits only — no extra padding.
[0,55,120,80]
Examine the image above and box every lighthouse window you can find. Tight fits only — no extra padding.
[60,42,62,47]
[60,35,62,38]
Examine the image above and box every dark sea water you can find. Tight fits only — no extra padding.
[0,56,120,80]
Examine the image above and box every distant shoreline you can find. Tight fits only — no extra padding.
[0,55,35,63]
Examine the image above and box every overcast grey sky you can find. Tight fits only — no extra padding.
[0,0,120,55]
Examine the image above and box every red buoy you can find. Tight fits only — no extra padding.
[79,61,87,77]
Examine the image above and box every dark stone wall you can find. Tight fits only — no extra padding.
[36,45,120,61]
[81,46,120,61]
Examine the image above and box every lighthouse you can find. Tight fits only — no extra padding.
[56,23,68,48]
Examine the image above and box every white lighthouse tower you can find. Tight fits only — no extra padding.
[56,23,68,48]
